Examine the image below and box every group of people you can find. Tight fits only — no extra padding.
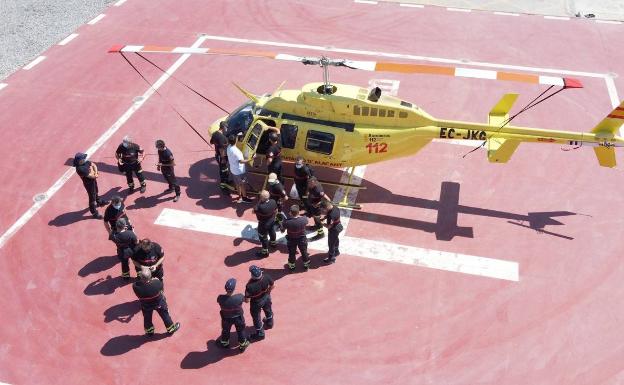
[73,125,344,351]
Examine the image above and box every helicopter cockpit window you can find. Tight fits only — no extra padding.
[225,101,255,137]
[280,124,298,149]
[255,108,280,118]
[247,123,263,151]
[305,130,334,155]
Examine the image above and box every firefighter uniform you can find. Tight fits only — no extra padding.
[132,276,180,335]
[268,178,287,225]
[245,266,274,340]
[103,201,131,234]
[74,154,108,218]
[293,163,314,200]
[210,129,230,189]
[306,183,326,236]
[116,142,146,193]
[325,205,343,262]
[282,214,309,270]
[266,140,283,184]
[254,198,278,257]
[131,242,165,284]
[157,145,181,200]
[217,278,250,351]
[111,227,138,279]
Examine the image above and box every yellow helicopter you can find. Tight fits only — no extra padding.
[109,45,624,180]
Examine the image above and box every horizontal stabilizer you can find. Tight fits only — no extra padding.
[487,138,520,163]
[591,101,624,136]
[489,94,518,126]
[593,146,617,167]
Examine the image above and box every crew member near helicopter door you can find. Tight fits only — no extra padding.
[306,177,331,238]
[211,121,231,191]
[267,172,287,226]
[320,200,343,264]
[116,135,146,194]
[266,132,283,184]
[293,156,314,201]
[253,190,278,257]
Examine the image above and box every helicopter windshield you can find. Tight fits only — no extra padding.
[225,101,255,138]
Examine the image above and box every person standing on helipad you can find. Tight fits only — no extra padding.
[132,266,180,336]
[73,152,109,219]
[115,135,147,194]
[244,265,274,341]
[217,278,250,351]
[226,134,255,203]
[155,139,181,202]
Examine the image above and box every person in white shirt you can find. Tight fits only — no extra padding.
[226,135,255,203]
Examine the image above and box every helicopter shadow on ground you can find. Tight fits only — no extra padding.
[354,180,576,241]
[48,186,123,227]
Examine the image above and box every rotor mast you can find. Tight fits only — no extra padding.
[302,56,352,94]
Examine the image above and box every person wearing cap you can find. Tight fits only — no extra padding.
[217,278,250,351]
[266,132,283,184]
[293,156,314,201]
[111,218,138,280]
[267,172,287,226]
[155,140,181,202]
[253,190,278,258]
[210,121,232,192]
[281,204,310,271]
[131,238,165,287]
[115,135,146,194]
[226,134,255,203]
[103,195,132,237]
[320,200,343,264]
[132,266,180,336]
[73,152,109,219]
[305,177,332,238]
[244,265,274,341]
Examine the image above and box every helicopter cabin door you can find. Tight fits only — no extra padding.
[240,120,271,158]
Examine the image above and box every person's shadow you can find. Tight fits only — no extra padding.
[103,300,141,323]
[100,333,169,356]
[83,275,131,296]
[180,338,245,368]
[48,187,122,227]
[78,255,118,277]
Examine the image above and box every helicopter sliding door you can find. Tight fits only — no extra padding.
[241,120,269,158]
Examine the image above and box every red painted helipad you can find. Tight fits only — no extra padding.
[1,1,624,384]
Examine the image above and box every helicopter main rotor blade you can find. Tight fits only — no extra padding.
[109,45,582,88]
[342,59,583,88]
[108,45,308,62]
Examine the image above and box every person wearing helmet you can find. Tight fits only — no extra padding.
[217,278,250,351]
[244,265,274,341]
[266,132,283,184]
[155,139,181,202]
[115,135,146,194]
[73,152,109,219]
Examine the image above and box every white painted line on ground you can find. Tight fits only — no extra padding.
[114,0,127,6]
[87,14,106,25]
[200,34,607,78]
[447,7,471,12]
[494,11,519,16]
[399,3,424,7]
[595,20,622,25]
[58,33,78,46]
[0,35,208,250]
[0,83,7,91]
[155,208,519,282]
[23,56,46,70]
[354,0,377,3]
[605,76,621,109]
[544,15,570,20]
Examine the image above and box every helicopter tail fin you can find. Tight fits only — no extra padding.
[488,93,519,126]
[232,83,259,103]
